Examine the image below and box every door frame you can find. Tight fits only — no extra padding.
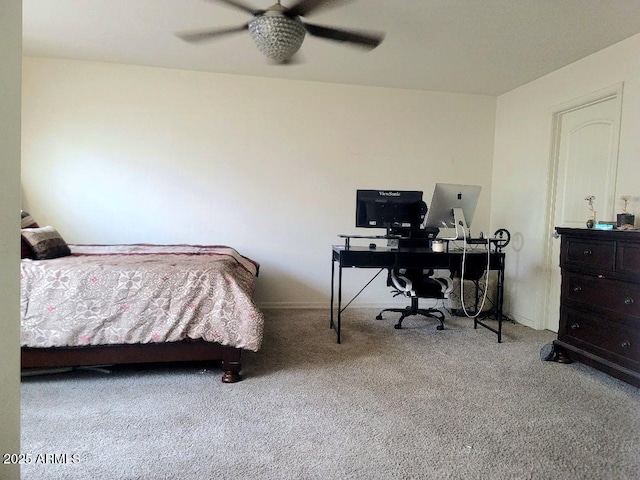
[541,83,624,331]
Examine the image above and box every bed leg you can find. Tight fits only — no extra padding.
[221,369,241,383]
[221,347,242,383]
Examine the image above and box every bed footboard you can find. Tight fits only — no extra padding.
[21,340,243,383]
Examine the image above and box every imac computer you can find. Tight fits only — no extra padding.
[424,183,481,238]
[355,190,426,236]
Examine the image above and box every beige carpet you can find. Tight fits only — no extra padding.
[21,308,640,479]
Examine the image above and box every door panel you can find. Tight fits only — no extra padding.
[546,93,621,332]
[555,102,619,227]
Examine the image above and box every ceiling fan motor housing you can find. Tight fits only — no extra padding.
[249,12,306,63]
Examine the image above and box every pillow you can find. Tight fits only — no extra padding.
[21,226,71,260]
[20,211,41,259]
[21,210,40,229]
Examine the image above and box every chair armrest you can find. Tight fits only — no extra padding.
[390,270,414,296]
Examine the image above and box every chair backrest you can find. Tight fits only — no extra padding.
[388,268,444,298]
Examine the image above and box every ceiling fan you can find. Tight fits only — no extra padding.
[175,0,385,64]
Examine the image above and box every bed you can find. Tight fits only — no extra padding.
[20,242,264,383]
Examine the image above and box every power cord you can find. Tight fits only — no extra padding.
[459,228,491,318]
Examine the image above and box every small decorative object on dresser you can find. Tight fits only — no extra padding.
[584,195,596,228]
[616,195,635,228]
[553,227,640,387]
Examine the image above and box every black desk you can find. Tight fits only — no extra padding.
[330,245,506,343]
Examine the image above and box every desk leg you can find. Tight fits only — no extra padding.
[330,256,335,330]
[337,264,343,344]
[330,263,384,344]
[496,256,505,343]
[329,254,342,344]
[472,254,506,343]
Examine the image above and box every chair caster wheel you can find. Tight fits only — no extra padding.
[436,325,444,330]
[375,315,383,320]
[394,323,402,329]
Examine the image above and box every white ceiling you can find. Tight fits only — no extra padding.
[22,0,640,96]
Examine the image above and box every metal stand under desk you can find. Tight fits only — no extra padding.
[329,242,507,343]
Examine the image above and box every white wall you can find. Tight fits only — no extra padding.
[0,1,22,479]
[493,32,640,329]
[21,57,497,308]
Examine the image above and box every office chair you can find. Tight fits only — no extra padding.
[376,268,452,330]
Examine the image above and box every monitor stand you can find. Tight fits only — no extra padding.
[453,208,469,236]
[440,208,469,240]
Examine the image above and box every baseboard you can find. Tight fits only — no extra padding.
[507,312,540,330]
[257,299,445,310]
[257,302,329,310]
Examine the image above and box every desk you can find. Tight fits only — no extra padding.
[330,245,506,343]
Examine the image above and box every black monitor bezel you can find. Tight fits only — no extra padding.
[355,189,426,233]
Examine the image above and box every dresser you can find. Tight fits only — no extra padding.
[554,227,640,387]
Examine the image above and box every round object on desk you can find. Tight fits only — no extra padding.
[432,240,445,253]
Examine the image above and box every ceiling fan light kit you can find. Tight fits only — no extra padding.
[176,0,384,64]
[249,12,306,63]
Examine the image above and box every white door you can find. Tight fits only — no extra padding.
[545,88,622,332]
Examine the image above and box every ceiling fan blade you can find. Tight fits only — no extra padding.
[303,22,384,49]
[207,0,263,15]
[287,0,354,17]
[175,24,249,43]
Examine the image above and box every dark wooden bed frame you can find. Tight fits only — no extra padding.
[21,340,243,383]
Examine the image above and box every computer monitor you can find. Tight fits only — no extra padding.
[356,190,426,235]
[424,183,481,236]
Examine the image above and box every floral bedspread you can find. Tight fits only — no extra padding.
[20,244,264,351]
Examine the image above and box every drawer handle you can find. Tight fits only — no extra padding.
[583,250,592,256]
[622,341,631,349]
[570,323,580,330]
[573,286,582,293]
[624,298,634,305]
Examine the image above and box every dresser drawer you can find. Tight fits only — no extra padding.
[560,307,640,364]
[617,241,640,282]
[563,272,640,318]
[562,238,615,272]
